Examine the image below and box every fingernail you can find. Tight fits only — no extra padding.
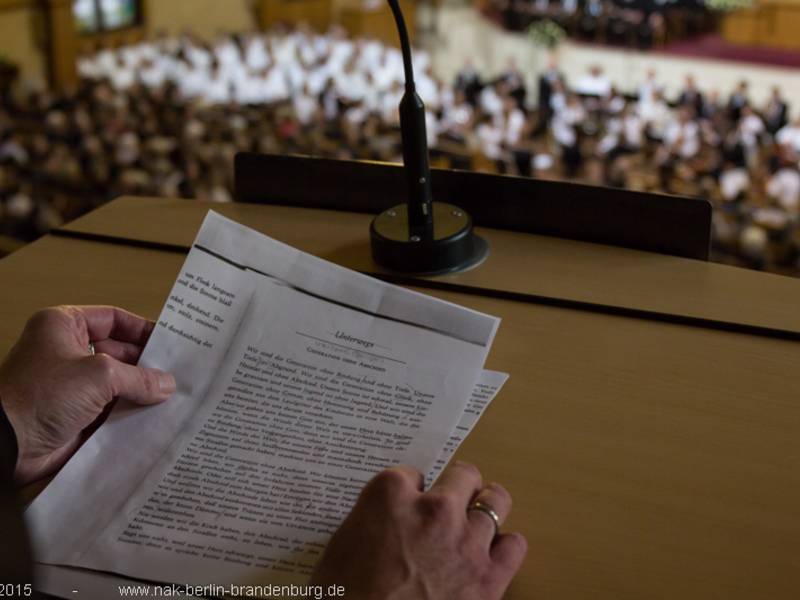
[157,372,177,397]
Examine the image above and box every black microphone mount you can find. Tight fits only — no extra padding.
[369,0,488,275]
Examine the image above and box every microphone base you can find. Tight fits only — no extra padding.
[370,203,489,275]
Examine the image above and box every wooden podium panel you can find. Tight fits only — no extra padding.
[2,198,800,598]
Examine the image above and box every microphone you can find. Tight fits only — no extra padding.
[370,0,488,274]
[389,0,433,240]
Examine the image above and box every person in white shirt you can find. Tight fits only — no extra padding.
[293,83,320,128]
[76,49,101,80]
[735,104,765,169]
[532,0,551,16]
[312,29,331,58]
[622,108,644,150]
[119,44,144,71]
[425,110,439,149]
[138,58,168,90]
[552,93,586,176]
[214,36,241,69]
[776,119,800,154]
[548,78,567,116]
[342,97,371,149]
[664,107,700,160]
[176,58,209,102]
[357,37,384,73]
[599,103,643,162]
[412,46,432,76]
[284,49,309,96]
[384,46,405,83]
[738,105,765,150]
[600,86,624,115]
[719,166,750,202]
[361,72,382,115]
[272,30,299,68]
[476,113,506,164]
[202,61,232,106]
[109,55,136,91]
[186,41,212,71]
[739,222,769,267]
[326,26,355,76]
[766,167,800,213]
[335,59,369,106]
[439,89,473,141]
[261,64,291,105]
[0,133,29,166]
[638,68,660,103]
[439,81,455,115]
[244,34,270,72]
[233,67,261,105]
[502,96,526,147]
[415,66,441,111]
[480,82,506,119]
[380,80,403,128]
[597,116,624,156]
[114,131,141,167]
[562,0,579,15]
[751,205,790,232]
[372,49,399,94]
[552,93,585,145]
[307,60,329,93]
[296,30,319,66]
[156,30,180,55]
[93,45,118,79]
[639,90,670,142]
[574,65,611,98]
[133,39,158,65]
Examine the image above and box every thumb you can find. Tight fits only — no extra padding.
[85,354,176,405]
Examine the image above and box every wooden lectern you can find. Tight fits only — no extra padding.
[2,156,799,599]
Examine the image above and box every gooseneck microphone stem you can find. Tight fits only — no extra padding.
[371,1,486,274]
[387,0,415,89]
[387,0,434,239]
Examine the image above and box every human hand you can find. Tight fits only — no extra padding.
[311,461,527,600]
[0,306,176,485]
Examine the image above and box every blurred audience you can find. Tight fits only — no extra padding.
[0,25,798,274]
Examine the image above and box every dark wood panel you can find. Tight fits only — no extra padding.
[234,153,712,260]
[0,0,34,11]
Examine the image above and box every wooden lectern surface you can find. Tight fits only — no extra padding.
[1,198,799,599]
[61,197,800,335]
